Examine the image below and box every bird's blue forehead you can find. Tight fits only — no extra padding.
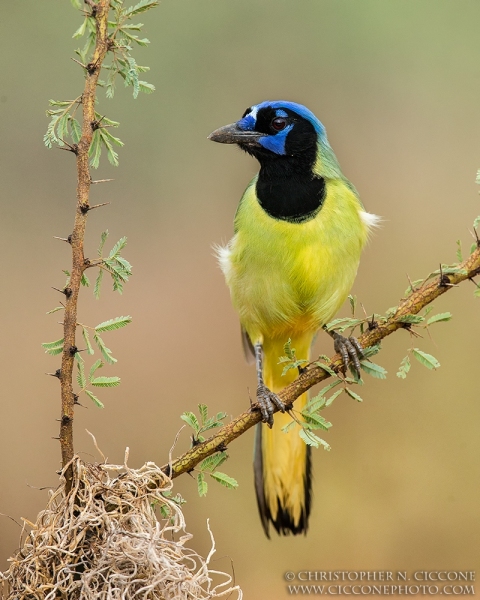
[237,101,325,136]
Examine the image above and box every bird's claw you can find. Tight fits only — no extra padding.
[333,332,364,375]
[256,384,286,428]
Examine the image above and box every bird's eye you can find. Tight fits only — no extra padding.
[271,117,287,131]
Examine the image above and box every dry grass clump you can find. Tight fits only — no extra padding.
[1,452,242,599]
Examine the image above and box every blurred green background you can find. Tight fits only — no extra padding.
[1,1,479,597]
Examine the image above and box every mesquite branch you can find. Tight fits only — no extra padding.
[60,0,110,492]
[161,242,480,480]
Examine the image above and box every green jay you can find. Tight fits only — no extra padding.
[209,101,378,536]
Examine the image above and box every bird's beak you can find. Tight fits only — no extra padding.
[208,122,263,145]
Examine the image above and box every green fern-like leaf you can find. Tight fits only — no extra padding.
[180,412,199,433]
[344,387,363,402]
[77,359,86,389]
[197,472,208,497]
[299,428,330,450]
[210,472,238,490]
[325,388,344,407]
[396,355,411,379]
[93,332,117,364]
[85,389,104,408]
[42,338,64,350]
[82,327,94,355]
[360,359,387,379]
[412,348,440,370]
[95,315,132,332]
[91,376,121,387]
[89,359,103,382]
[426,312,452,325]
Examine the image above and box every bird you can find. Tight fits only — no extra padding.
[208,101,378,537]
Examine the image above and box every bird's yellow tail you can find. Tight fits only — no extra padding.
[254,335,312,536]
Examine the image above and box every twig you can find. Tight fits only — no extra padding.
[59,0,111,493]
[161,245,480,479]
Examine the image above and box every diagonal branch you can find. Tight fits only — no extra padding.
[60,0,111,493]
[161,243,480,479]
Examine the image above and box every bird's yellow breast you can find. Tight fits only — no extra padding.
[219,178,371,344]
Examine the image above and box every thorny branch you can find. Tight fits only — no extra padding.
[161,243,480,480]
[59,0,111,493]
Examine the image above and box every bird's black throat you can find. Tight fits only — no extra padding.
[255,155,326,224]
[237,105,327,223]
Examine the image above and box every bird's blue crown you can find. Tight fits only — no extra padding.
[236,101,326,156]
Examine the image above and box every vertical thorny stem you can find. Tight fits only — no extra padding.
[60,0,110,492]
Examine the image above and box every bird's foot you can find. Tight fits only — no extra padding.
[256,383,286,428]
[333,332,364,375]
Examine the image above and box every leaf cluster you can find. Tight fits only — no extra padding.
[180,404,238,497]
[46,0,158,167]
[279,343,387,451]
[278,338,308,376]
[180,403,227,445]
[94,231,133,297]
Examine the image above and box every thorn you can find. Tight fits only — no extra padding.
[469,227,480,247]
[73,394,85,408]
[438,264,450,288]
[52,287,72,297]
[86,58,100,75]
[406,273,418,293]
[91,115,106,131]
[57,139,78,154]
[438,264,459,288]
[53,236,70,243]
[90,178,114,185]
[368,313,378,331]
[57,146,77,154]
[408,328,423,339]
[469,277,480,289]
[52,437,61,441]
[46,370,61,378]
[71,57,87,69]
[87,202,110,211]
